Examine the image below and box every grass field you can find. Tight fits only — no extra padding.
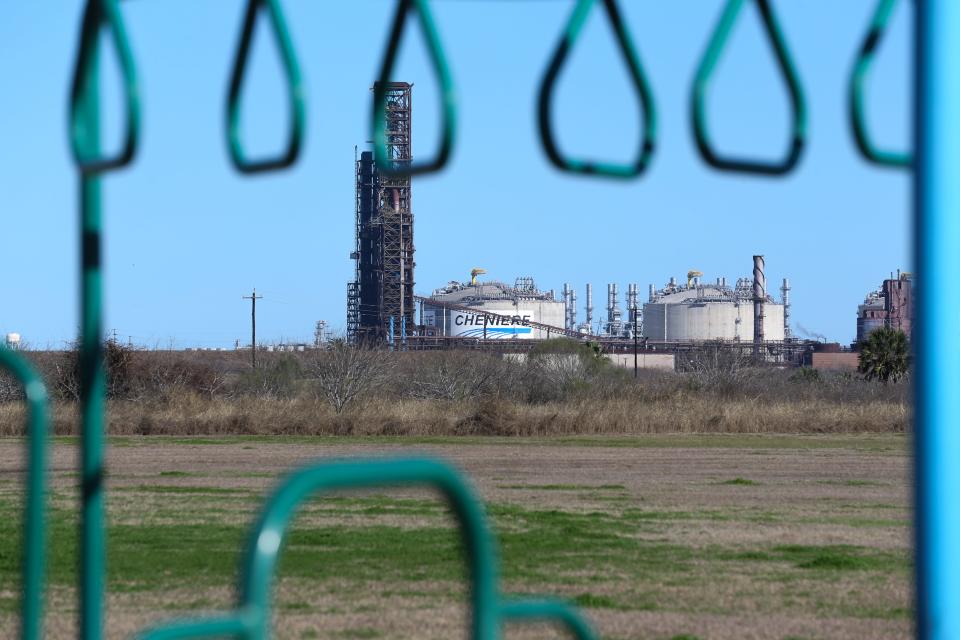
[0,434,911,639]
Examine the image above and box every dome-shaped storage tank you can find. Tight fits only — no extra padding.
[643,286,786,341]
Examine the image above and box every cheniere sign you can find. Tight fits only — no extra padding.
[451,311,534,339]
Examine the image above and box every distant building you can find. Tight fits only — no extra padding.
[422,277,565,340]
[856,272,913,343]
[642,255,789,343]
[643,282,785,342]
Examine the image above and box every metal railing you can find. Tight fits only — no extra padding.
[6,0,954,638]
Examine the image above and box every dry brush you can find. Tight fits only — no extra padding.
[0,341,909,436]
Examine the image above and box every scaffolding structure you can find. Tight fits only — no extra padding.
[347,82,415,343]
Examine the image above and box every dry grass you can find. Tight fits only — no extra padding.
[0,393,908,437]
[0,346,909,436]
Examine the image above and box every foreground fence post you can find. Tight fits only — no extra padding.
[0,348,49,640]
[914,1,960,637]
[69,2,141,637]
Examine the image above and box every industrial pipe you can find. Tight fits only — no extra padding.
[585,283,593,329]
[781,277,791,339]
[753,255,766,351]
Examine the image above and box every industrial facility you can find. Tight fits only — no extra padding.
[414,255,793,350]
[643,256,787,343]
[347,82,415,344]
[857,270,914,343]
[556,256,790,345]
[421,276,565,340]
[337,84,840,367]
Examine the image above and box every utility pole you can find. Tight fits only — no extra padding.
[632,305,639,379]
[242,288,263,368]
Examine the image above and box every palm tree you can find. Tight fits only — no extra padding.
[858,327,910,383]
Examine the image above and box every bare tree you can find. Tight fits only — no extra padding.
[308,341,392,414]
[409,352,509,401]
[679,341,754,394]
[0,369,22,403]
[525,341,599,402]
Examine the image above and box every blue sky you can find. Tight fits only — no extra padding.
[1,0,911,348]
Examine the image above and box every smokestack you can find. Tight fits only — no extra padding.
[781,277,791,339]
[607,283,622,335]
[570,289,577,329]
[563,283,571,330]
[753,255,766,353]
[648,284,655,302]
[669,277,676,287]
[585,283,593,330]
[627,284,638,327]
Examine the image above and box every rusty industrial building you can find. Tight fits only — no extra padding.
[347,82,414,344]
[857,271,914,343]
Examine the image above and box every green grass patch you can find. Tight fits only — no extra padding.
[817,479,883,487]
[718,544,908,573]
[0,492,911,625]
[572,592,625,610]
[719,478,757,486]
[497,483,625,492]
[0,594,17,613]
[121,485,255,496]
[773,544,907,572]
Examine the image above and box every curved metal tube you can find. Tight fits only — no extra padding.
[500,598,596,639]
[225,0,306,174]
[0,348,50,640]
[849,0,912,168]
[691,0,807,176]
[372,0,456,177]
[137,457,597,640]
[537,0,657,179]
[68,3,139,637]
[69,0,140,175]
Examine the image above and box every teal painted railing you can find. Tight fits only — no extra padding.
[226,0,306,174]
[849,0,912,169]
[537,0,657,179]
[5,1,940,638]
[136,459,594,640]
[691,0,807,176]
[1,348,49,640]
[372,0,455,177]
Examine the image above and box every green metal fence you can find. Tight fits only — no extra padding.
[5,0,923,638]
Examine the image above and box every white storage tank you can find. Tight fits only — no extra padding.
[423,277,566,339]
[643,285,786,342]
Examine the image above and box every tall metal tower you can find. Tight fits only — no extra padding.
[347,82,415,343]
